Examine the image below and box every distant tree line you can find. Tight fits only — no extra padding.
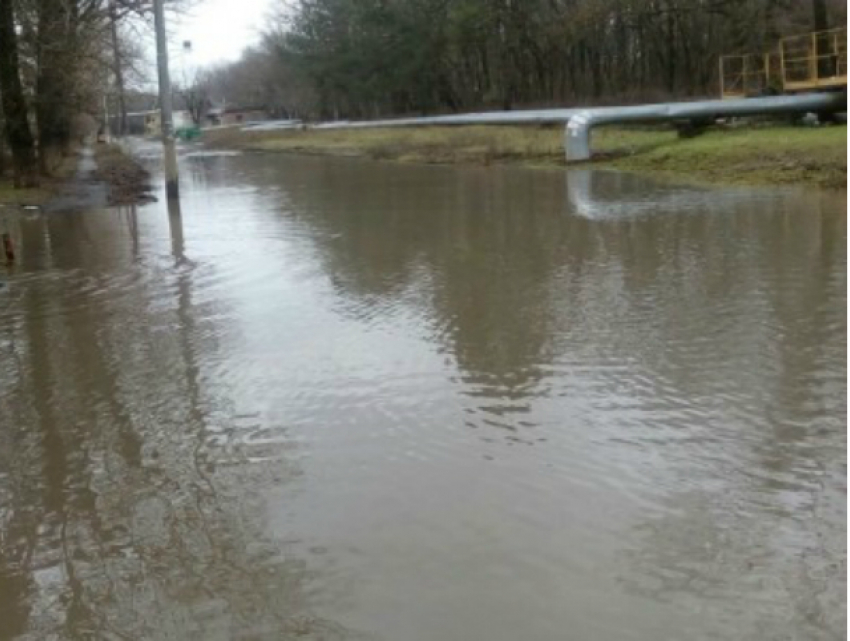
[202,0,843,121]
[0,0,159,187]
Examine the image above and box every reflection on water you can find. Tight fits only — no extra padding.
[0,152,845,641]
[567,169,809,219]
[0,201,352,640]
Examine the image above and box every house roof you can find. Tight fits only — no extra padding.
[222,106,266,114]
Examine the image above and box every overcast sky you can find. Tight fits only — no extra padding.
[173,0,276,67]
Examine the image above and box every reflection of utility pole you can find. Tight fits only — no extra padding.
[154,0,180,201]
[102,93,111,143]
[168,198,185,262]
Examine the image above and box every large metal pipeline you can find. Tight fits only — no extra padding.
[244,109,580,132]
[241,92,846,162]
[310,108,579,129]
[564,92,846,161]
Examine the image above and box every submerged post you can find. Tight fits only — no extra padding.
[2,231,14,263]
[153,0,179,201]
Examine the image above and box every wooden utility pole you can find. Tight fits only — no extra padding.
[154,0,179,201]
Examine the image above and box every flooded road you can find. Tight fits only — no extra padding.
[0,150,846,640]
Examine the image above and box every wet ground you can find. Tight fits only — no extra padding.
[41,148,108,214]
[0,145,846,640]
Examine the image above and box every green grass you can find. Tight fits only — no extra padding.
[600,125,847,188]
[204,123,847,188]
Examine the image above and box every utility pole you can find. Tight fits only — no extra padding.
[154,0,179,201]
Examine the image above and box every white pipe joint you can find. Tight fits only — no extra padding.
[564,92,846,163]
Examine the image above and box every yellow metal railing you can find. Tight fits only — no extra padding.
[780,27,847,91]
[720,53,776,98]
[720,27,846,98]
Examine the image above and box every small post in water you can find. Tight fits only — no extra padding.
[2,232,15,264]
[153,0,179,201]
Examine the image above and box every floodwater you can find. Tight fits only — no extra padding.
[0,149,846,641]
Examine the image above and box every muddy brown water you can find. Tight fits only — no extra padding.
[0,149,846,641]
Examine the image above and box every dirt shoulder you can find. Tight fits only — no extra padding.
[204,123,847,188]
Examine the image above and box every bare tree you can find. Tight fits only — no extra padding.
[178,57,210,125]
[35,0,76,173]
[812,0,829,31]
[109,0,128,135]
[0,0,38,186]
[232,0,843,121]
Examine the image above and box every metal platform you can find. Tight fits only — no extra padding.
[720,28,846,99]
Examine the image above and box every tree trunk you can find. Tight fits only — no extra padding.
[812,0,830,77]
[812,0,829,31]
[665,8,676,94]
[36,0,74,175]
[0,114,5,177]
[0,0,38,187]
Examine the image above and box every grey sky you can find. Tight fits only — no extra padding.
[173,0,276,67]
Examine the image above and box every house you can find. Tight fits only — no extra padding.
[142,110,194,136]
[119,110,157,136]
[205,105,268,127]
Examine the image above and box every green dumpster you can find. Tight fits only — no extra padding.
[175,126,201,141]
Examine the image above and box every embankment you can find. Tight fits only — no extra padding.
[204,123,847,188]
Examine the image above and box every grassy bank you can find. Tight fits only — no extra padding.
[0,182,52,208]
[204,123,847,188]
[0,154,78,209]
